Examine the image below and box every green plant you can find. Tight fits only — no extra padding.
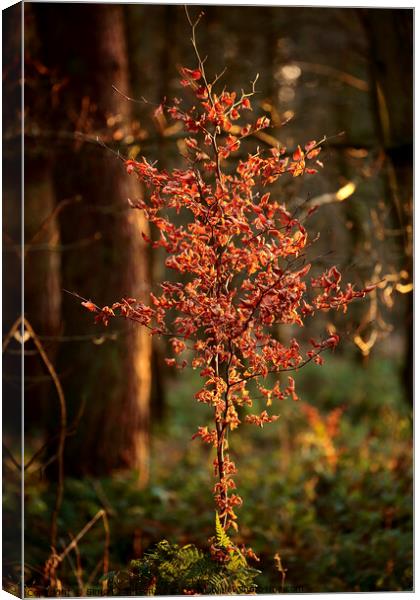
[105,530,260,596]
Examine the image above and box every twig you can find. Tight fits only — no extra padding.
[102,511,111,594]
[23,196,82,258]
[91,479,116,517]
[229,346,329,388]
[22,233,103,254]
[24,317,67,551]
[57,510,105,563]
[2,442,21,471]
[294,60,369,92]
[96,136,127,162]
[45,512,107,594]
[86,558,104,588]
[112,84,154,106]
[184,5,225,186]
[274,553,288,593]
[68,532,85,596]
[25,397,85,472]
[2,316,23,353]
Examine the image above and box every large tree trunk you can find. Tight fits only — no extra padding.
[23,156,62,431]
[28,4,152,482]
[360,8,413,406]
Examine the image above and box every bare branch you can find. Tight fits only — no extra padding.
[229,346,330,388]
[24,317,67,551]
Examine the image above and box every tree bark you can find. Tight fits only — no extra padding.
[23,156,62,431]
[29,4,152,482]
[360,8,413,406]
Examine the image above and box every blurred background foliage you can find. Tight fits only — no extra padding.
[3,3,412,594]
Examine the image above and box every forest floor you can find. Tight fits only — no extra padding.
[6,353,413,594]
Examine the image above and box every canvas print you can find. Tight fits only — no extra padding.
[2,2,413,596]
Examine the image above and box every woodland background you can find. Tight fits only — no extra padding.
[3,3,413,594]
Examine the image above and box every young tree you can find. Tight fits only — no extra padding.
[82,13,371,546]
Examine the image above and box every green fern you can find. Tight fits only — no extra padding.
[108,539,260,595]
[207,572,230,594]
[215,511,233,549]
[227,551,247,570]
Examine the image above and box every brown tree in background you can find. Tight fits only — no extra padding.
[25,4,152,482]
[360,8,413,405]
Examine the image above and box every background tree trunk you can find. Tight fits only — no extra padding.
[28,4,152,482]
[360,8,413,406]
[23,156,62,432]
